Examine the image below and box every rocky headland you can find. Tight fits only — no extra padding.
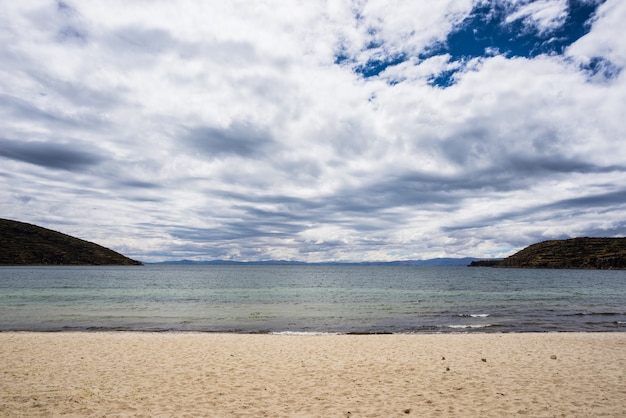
[469,237,626,269]
[0,218,142,266]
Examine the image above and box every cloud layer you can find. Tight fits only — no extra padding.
[1,0,625,262]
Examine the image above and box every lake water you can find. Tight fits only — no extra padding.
[0,265,624,333]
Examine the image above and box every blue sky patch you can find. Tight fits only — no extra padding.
[354,53,407,79]
[424,0,605,87]
[346,1,606,87]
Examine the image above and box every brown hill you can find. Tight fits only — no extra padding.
[0,219,142,266]
[469,237,626,269]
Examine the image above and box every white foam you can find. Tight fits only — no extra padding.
[447,324,492,329]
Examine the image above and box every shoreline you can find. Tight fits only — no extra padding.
[2,332,625,417]
[2,329,626,334]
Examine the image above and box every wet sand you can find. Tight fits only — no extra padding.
[1,332,625,417]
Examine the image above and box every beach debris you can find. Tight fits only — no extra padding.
[441,356,445,360]
[445,367,450,371]
[481,358,487,362]
[404,408,412,414]
[550,354,557,360]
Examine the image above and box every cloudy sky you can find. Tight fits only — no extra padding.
[1,0,625,262]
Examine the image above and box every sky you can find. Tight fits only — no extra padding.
[1,0,625,263]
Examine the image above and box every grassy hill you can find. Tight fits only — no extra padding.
[469,237,626,269]
[0,219,142,266]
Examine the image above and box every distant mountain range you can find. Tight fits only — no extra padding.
[469,237,626,269]
[3,218,624,269]
[149,257,481,266]
[0,218,481,267]
[0,219,142,266]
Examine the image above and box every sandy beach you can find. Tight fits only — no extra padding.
[1,332,624,417]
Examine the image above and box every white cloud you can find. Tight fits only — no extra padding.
[0,0,625,262]
[567,0,626,67]
[505,0,568,35]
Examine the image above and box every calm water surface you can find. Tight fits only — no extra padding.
[0,265,624,333]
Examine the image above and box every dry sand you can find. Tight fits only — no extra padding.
[1,332,625,417]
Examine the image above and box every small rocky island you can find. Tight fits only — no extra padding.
[0,219,142,266]
[470,237,626,269]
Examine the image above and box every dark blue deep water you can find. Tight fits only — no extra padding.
[0,265,624,333]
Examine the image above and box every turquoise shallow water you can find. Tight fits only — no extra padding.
[0,265,624,333]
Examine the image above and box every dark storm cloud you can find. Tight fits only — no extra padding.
[505,157,625,175]
[211,156,616,233]
[466,157,626,193]
[444,188,626,234]
[0,138,103,171]
[437,123,626,191]
[118,180,162,189]
[232,204,312,223]
[168,221,295,243]
[213,187,409,230]
[211,189,313,207]
[322,163,559,221]
[209,203,310,240]
[191,187,402,242]
[185,122,274,159]
[542,188,626,211]
[326,175,462,214]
